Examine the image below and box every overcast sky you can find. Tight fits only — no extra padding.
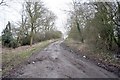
[1,0,117,36]
[0,0,73,36]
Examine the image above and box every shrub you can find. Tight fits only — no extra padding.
[9,39,18,48]
[44,30,62,40]
[33,33,45,43]
[2,22,18,48]
[32,30,62,44]
[21,36,30,46]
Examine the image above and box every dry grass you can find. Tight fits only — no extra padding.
[2,39,57,75]
[63,38,120,76]
[64,38,119,63]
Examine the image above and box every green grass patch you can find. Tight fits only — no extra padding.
[2,39,57,76]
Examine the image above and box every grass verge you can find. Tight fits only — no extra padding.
[2,39,57,76]
[62,38,120,77]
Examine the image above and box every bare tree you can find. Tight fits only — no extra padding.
[25,1,45,46]
[0,0,4,5]
[0,0,7,6]
[43,10,56,31]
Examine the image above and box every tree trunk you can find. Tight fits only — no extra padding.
[30,24,34,46]
[117,37,120,55]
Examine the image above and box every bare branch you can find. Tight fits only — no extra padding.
[0,0,4,5]
[0,0,8,6]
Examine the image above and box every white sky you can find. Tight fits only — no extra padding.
[0,0,119,36]
[0,0,72,35]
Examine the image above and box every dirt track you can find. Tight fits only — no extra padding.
[9,41,118,78]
